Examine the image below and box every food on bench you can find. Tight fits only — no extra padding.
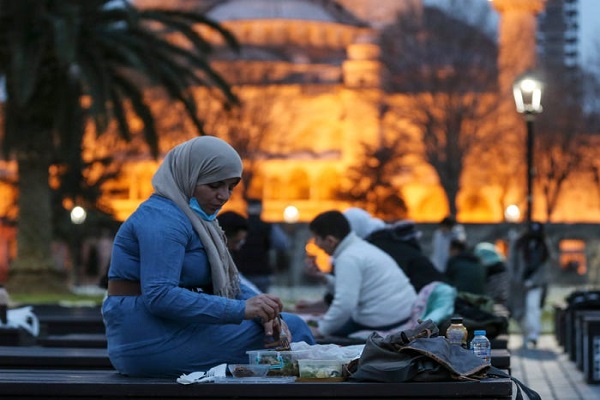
[228,364,270,378]
[298,359,345,379]
[246,350,309,376]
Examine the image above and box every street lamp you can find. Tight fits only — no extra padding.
[283,205,300,287]
[70,206,87,287]
[504,204,521,224]
[513,73,543,224]
[70,206,87,225]
[283,205,299,224]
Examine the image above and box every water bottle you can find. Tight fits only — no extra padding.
[470,330,491,364]
[446,316,468,348]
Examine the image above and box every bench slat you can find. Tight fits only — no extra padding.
[0,369,512,399]
[0,346,509,371]
[0,346,112,369]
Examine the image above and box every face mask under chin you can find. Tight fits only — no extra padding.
[189,197,220,221]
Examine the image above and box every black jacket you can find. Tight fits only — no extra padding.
[445,251,486,295]
[367,227,444,292]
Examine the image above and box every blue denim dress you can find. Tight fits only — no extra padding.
[102,195,314,377]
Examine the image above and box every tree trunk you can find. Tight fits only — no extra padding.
[7,150,68,294]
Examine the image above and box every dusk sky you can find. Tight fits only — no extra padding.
[426,0,599,68]
[579,0,599,64]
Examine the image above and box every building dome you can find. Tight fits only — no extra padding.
[205,0,366,25]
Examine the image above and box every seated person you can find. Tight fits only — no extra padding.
[308,210,417,338]
[343,208,445,292]
[346,280,457,340]
[218,210,262,294]
[218,210,249,253]
[445,239,486,295]
[102,137,314,378]
[409,281,457,327]
[474,242,510,307]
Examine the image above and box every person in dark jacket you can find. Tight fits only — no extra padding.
[508,221,551,348]
[217,210,249,253]
[474,242,509,307]
[218,210,262,295]
[235,199,289,293]
[445,239,486,295]
[343,208,444,292]
[365,220,445,292]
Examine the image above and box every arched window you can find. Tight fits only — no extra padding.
[265,176,283,200]
[315,168,340,200]
[288,169,310,200]
[559,239,587,276]
[246,171,265,200]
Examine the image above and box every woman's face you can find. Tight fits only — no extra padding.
[193,178,240,215]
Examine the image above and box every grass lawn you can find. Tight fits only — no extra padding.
[9,285,105,307]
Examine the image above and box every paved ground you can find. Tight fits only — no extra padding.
[508,334,600,400]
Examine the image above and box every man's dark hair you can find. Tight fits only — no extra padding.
[309,210,351,240]
[218,211,248,238]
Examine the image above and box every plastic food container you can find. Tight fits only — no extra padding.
[246,350,309,376]
[228,364,270,378]
[297,359,345,380]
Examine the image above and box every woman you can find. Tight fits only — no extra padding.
[102,136,314,377]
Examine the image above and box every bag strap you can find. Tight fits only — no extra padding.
[486,366,541,400]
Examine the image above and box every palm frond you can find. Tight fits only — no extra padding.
[111,72,158,157]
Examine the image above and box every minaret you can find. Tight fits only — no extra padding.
[491,0,546,223]
[491,0,546,97]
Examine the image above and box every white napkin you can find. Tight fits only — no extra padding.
[177,363,227,384]
[4,307,40,337]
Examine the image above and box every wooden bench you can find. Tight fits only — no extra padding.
[36,333,508,352]
[562,291,600,360]
[582,315,600,384]
[490,349,511,373]
[36,333,107,348]
[574,310,600,371]
[490,334,508,350]
[319,334,508,350]
[0,346,113,369]
[0,368,513,399]
[0,326,37,346]
[34,306,105,336]
[0,345,509,373]
[553,304,567,348]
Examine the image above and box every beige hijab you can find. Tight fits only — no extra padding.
[151,136,243,299]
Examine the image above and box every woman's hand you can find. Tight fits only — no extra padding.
[244,294,283,322]
[263,316,292,349]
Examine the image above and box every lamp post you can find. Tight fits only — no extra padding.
[283,205,300,288]
[513,73,543,224]
[70,206,87,287]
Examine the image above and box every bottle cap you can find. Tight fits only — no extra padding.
[450,316,463,323]
[474,330,486,336]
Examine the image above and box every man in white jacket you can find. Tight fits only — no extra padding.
[308,210,417,337]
